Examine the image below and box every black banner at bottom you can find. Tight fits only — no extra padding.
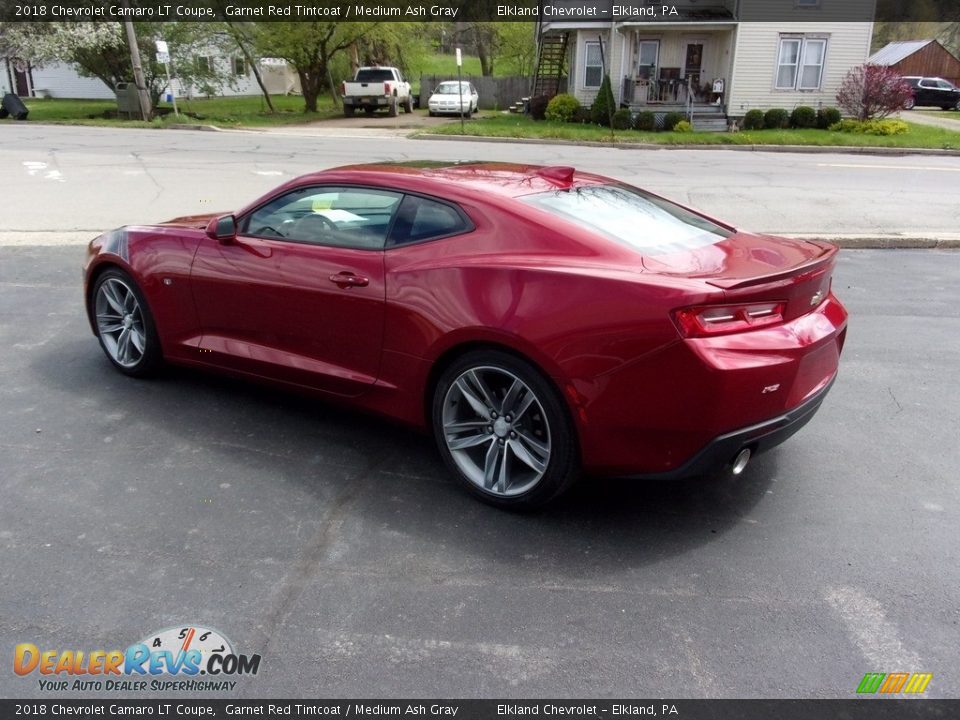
[1,699,957,720]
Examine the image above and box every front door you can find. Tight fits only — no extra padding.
[683,42,704,95]
[636,40,660,104]
[189,185,403,397]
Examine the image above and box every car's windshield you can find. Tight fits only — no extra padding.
[435,83,470,95]
[519,184,733,254]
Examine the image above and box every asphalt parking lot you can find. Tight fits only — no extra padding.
[1,244,958,698]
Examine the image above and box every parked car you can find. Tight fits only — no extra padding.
[428,81,479,116]
[83,162,847,509]
[341,66,413,117]
[902,76,960,110]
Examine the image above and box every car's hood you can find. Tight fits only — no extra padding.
[641,232,835,289]
[157,212,226,229]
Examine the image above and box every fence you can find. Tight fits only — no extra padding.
[418,74,533,110]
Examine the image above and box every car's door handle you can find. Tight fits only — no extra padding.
[329,271,369,288]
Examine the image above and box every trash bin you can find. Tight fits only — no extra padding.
[115,82,141,117]
[1,93,29,120]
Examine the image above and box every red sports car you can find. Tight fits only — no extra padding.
[84,162,847,508]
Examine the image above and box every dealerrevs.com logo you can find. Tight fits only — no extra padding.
[14,625,261,692]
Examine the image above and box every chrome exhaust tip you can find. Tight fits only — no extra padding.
[731,448,752,476]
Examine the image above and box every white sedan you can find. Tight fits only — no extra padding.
[427,81,479,116]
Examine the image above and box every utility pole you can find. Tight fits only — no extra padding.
[123,20,152,121]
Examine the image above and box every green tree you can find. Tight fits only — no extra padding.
[254,22,379,112]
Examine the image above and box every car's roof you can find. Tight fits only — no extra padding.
[296,162,610,200]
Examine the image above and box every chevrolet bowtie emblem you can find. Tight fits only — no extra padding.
[810,290,824,306]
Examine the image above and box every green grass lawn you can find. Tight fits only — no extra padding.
[424,113,960,149]
[22,94,341,128]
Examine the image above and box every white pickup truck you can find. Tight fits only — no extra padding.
[341,67,413,117]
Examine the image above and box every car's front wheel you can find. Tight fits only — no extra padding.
[904,97,916,110]
[92,268,162,377]
[432,350,579,509]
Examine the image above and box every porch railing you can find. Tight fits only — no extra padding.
[622,77,693,105]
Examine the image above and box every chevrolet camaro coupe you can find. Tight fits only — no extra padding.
[84,162,848,508]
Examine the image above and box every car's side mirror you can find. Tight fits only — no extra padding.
[206,214,237,244]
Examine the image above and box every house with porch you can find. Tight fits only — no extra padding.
[534,0,875,130]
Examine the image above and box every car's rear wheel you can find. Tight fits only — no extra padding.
[432,350,579,509]
[92,269,162,377]
[388,97,398,117]
[403,96,413,113]
[343,105,355,117]
[904,97,916,110]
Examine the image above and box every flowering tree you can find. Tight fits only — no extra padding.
[0,21,230,104]
[0,22,120,67]
[836,64,913,121]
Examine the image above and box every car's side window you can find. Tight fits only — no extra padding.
[388,194,473,246]
[240,186,402,250]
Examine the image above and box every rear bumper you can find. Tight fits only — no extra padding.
[619,374,836,480]
[344,97,392,107]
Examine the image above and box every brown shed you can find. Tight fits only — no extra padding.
[868,40,960,86]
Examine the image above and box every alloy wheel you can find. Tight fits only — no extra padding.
[441,366,552,497]
[95,277,147,368]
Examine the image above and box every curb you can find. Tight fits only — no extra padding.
[168,123,222,132]
[783,235,960,249]
[412,132,960,157]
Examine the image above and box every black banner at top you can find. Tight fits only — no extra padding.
[1,0,959,23]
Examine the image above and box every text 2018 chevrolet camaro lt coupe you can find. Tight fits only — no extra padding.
[84,162,847,508]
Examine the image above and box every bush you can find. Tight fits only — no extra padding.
[742,109,765,130]
[633,110,656,131]
[829,118,909,135]
[662,111,685,132]
[816,107,842,129]
[790,106,817,129]
[673,120,693,133]
[837,64,913,120]
[611,108,633,130]
[590,75,616,126]
[545,93,580,123]
[764,108,790,129]
[569,106,593,124]
[528,95,550,121]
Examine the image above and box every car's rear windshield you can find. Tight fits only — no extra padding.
[356,69,396,83]
[519,184,733,254]
[436,83,469,94]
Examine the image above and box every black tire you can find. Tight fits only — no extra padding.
[431,349,580,509]
[364,107,375,116]
[388,97,398,117]
[904,98,915,110]
[343,105,355,117]
[403,96,413,113]
[428,110,436,117]
[91,268,163,378]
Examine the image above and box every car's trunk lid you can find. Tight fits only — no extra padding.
[643,232,838,321]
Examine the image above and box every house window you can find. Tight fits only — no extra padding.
[232,57,246,76]
[195,56,212,73]
[584,41,603,88]
[776,37,826,90]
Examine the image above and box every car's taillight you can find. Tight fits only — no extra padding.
[384,82,391,94]
[673,302,786,338]
[341,81,346,96]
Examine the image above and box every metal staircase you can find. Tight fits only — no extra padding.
[532,32,569,98]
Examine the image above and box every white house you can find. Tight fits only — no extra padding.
[537,0,874,127]
[3,53,299,100]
